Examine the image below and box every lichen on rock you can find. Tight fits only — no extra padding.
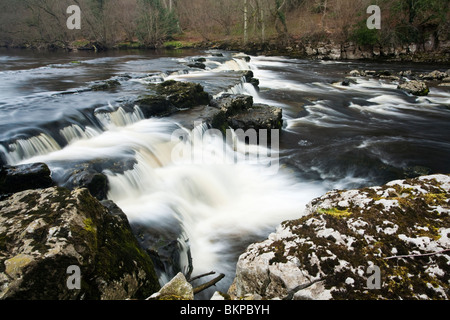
[0,186,160,300]
[229,174,450,300]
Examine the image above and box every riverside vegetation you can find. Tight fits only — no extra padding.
[0,1,449,63]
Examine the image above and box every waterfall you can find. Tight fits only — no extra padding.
[6,133,61,164]
[60,124,100,144]
[95,105,145,129]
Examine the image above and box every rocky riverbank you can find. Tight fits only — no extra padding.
[204,34,450,63]
[227,174,450,300]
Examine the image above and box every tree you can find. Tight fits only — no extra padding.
[136,0,179,47]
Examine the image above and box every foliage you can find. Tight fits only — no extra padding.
[350,19,380,46]
[0,0,448,49]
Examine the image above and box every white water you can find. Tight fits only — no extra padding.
[6,50,449,297]
[9,52,327,287]
[20,116,327,291]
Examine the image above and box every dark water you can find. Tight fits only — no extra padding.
[1,48,449,297]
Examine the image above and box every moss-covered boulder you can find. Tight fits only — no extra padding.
[155,80,211,109]
[229,174,450,300]
[135,80,211,118]
[0,187,160,300]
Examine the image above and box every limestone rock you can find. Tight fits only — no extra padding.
[148,272,194,300]
[229,175,450,300]
[135,80,211,118]
[398,80,430,96]
[210,94,283,137]
[0,187,160,300]
[422,70,447,81]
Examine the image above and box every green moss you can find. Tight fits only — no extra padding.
[83,218,96,234]
[72,39,91,48]
[163,41,195,49]
[318,207,352,218]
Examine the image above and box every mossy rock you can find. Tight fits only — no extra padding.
[0,187,160,300]
[230,174,450,300]
[155,80,211,109]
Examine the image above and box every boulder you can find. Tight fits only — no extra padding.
[229,174,450,300]
[65,169,109,201]
[135,81,211,118]
[348,70,361,77]
[148,272,194,300]
[135,96,178,118]
[0,187,160,300]
[398,80,430,96]
[0,163,53,196]
[90,79,121,91]
[187,62,206,70]
[210,94,283,138]
[155,80,211,109]
[421,70,447,81]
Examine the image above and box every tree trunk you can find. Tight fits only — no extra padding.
[244,0,248,44]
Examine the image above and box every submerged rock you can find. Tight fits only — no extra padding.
[229,174,450,300]
[398,80,430,96]
[0,187,160,300]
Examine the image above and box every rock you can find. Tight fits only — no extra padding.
[0,163,53,195]
[210,94,283,137]
[0,187,160,300]
[229,174,450,300]
[446,69,450,77]
[422,70,447,81]
[398,70,414,78]
[187,62,206,70]
[348,70,361,77]
[341,79,357,86]
[135,96,178,118]
[398,80,430,96]
[135,81,211,118]
[131,221,192,284]
[155,80,211,109]
[148,272,194,300]
[90,79,121,91]
[65,169,109,201]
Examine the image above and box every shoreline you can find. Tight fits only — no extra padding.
[1,38,449,65]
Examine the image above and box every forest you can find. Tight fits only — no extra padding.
[0,0,448,50]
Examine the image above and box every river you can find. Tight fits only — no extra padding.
[0,48,449,298]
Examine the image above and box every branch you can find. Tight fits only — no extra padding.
[384,249,450,260]
[193,274,225,295]
[188,271,216,282]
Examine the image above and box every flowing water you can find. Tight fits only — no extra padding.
[1,48,449,297]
